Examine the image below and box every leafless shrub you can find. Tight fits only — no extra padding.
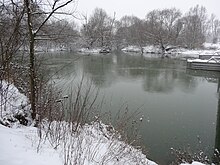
[213,149,220,164]
[170,147,210,165]
[33,75,149,165]
[38,119,151,165]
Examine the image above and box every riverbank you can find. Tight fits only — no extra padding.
[121,43,220,59]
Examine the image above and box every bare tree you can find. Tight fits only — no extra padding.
[24,0,77,120]
[115,15,146,53]
[81,8,115,48]
[207,14,220,43]
[36,20,79,51]
[0,1,26,81]
[180,5,208,49]
[145,8,182,55]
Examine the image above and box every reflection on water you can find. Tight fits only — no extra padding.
[44,52,220,164]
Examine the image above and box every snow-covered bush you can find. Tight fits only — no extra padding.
[39,120,156,165]
[170,147,211,165]
[0,80,31,127]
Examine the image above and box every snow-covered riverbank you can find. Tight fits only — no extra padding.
[0,121,158,165]
[0,123,206,165]
[121,43,220,59]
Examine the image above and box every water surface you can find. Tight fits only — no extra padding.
[45,52,220,164]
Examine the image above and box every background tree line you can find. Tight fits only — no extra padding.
[81,5,220,51]
[1,3,219,56]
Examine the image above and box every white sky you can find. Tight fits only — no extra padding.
[75,0,220,21]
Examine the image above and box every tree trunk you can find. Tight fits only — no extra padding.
[161,43,165,58]
[25,0,36,120]
[29,37,36,120]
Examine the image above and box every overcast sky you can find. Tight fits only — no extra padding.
[76,0,220,20]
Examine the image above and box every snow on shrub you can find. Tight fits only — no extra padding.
[39,120,157,165]
[0,80,31,126]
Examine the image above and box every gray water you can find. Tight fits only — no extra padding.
[44,52,220,164]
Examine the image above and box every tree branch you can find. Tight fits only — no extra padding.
[34,0,75,35]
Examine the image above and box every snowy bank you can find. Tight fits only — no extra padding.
[0,124,62,165]
[78,48,102,54]
[121,43,220,59]
[122,45,142,53]
[0,80,31,126]
[203,42,220,50]
[180,161,205,165]
[0,121,157,165]
[0,121,206,165]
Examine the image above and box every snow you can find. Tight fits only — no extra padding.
[0,80,31,126]
[0,124,62,165]
[203,42,220,50]
[187,56,220,63]
[187,59,217,63]
[78,48,102,54]
[180,161,205,165]
[143,45,161,53]
[122,45,142,53]
[0,121,157,165]
[121,43,220,59]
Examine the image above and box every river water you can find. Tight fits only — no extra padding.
[44,51,220,164]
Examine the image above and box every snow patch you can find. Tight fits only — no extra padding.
[143,45,161,54]
[203,42,220,50]
[180,161,205,165]
[122,45,141,53]
[0,124,62,165]
[0,80,31,126]
[78,48,102,54]
[0,121,157,165]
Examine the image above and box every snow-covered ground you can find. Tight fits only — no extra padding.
[180,162,206,165]
[0,121,158,165]
[0,80,31,127]
[203,42,220,50]
[0,124,62,165]
[122,45,142,53]
[0,123,206,165]
[78,48,102,54]
[121,43,220,59]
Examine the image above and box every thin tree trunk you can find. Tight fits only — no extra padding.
[25,0,36,120]
[29,37,36,120]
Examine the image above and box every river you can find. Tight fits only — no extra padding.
[44,51,220,164]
